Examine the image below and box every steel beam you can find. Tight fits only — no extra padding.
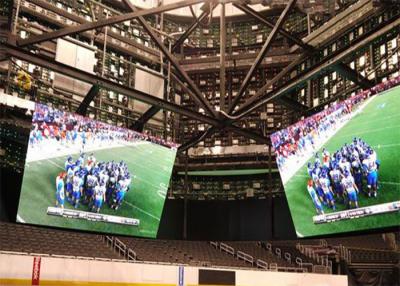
[333,63,374,89]
[3,43,267,143]
[277,96,307,111]
[234,2,374,112]
[227,0,297,114]
[233,3,314,51]
[235,52,310,114]
[17,0,210,47]
[171,8,212,53]
[130,105,161,132]
[231,16,400,119]
[219,3,226,112]
[122,0,217,118]
[76,84,100,116]
[178,126,216,152]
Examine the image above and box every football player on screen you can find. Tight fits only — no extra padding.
[330,165,344,203]
[55,172,66,210]
[71,171,83,208]
[342,170,359,208]
[92,181,106,213]
[85,171,98,205]
[319,169,336,210]
[363,151,379,197]
[307,180,324,215]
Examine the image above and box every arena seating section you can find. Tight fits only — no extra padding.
[224,241,295,268]
[0,222,120,259]
[0,222,398,270]
[118,238,249,267]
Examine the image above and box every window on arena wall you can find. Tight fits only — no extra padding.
[392,54,398,65]
[358,26,363,35]
[359,55,365,67]
[324,88,329,98]
[380,44,386,56]
[391,38,397,48]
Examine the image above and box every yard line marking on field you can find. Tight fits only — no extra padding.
[347,113,400,129]
[380,181,400,186]
[373,143,400,149]
[47,159,64,170]
[294,174,309,178]
[16,214,25,223]
[337,125,400,140]
[124,201,160,221]
[135,176,169,191]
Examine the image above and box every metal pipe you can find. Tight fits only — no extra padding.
[219,3,226,112]
[12,0,22,35]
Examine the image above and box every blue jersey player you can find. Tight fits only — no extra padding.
[342,170,359,208]
[65,166,74,197]
[85,173,98,204]
[362,155,378,197]
[351,159,363,194]
[307,162,314,177]
[93,182,106,213]
[65,156,75,171]
[330,166,344,202]
[112,179,128,210]
[71,173,83,208]
[319,170,336,210]
[307,180,324,215]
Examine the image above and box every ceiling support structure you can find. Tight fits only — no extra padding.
[130,105,161,132]
[183,16,400,146]
[235,2,374,112]
[171,6,213,53]
[76,84,100,116]
[276,96,308,111]
[17,0,211,47]
[227,0,297,114]
[3,43,267,143]
[232,3,313,51]
[121,0,217,118]
[219,3,226,112]
[178,126,216,152]
[333,63,375,89]
[231,16,400,120]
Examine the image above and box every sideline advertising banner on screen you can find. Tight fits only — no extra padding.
[271,83,400,238]
[17,103,178,238]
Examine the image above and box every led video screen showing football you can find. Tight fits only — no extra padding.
[17,103,178,238]
[271,85,400,238]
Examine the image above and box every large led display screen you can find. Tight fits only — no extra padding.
[17,103,178,238]
[271,84,400,238]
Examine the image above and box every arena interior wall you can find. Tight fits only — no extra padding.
[0,253,348,286]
